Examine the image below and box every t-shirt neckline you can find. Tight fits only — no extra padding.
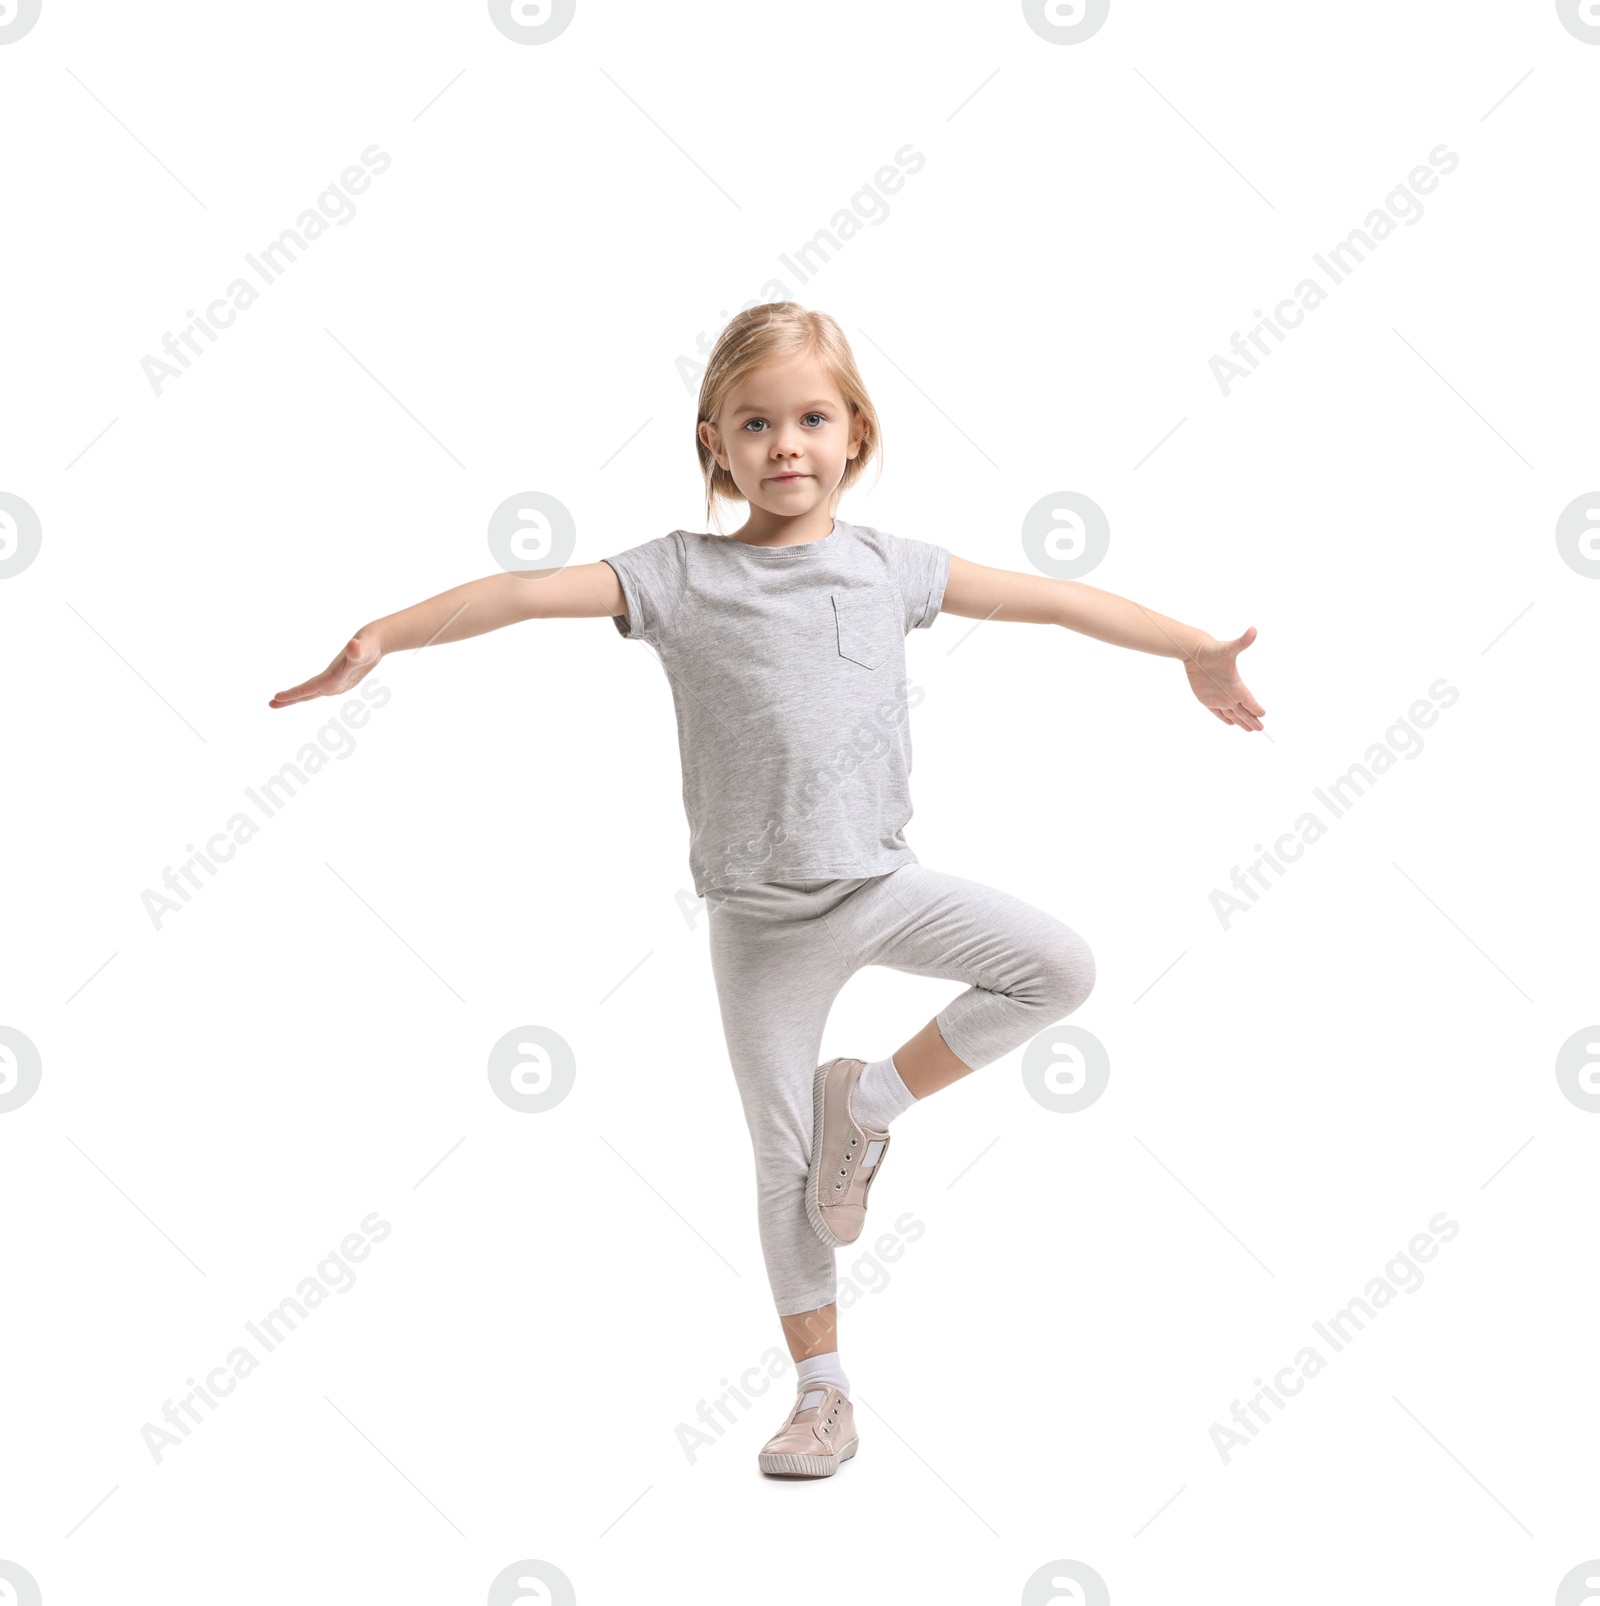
[711,517,842,557]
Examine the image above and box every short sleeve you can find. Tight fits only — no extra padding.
[881,532,951,633]
[602,531,688,648]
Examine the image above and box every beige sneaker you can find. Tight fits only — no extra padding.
[757,1382,859,1476]
[806,1056,891,1249]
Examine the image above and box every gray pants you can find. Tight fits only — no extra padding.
[705,862,1096,1317]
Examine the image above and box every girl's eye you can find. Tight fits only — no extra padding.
[741,414,827,433]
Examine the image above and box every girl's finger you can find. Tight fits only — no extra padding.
[270,676,329,706]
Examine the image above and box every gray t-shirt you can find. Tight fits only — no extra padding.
[603,518,951,898]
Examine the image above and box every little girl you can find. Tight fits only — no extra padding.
[270,302,1264,1479]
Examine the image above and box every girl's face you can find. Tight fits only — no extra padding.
[700,352,865,517]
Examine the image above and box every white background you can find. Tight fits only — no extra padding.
[2,1,1596,1602]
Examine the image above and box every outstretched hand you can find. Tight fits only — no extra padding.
[1185,627,1265,731]
[269,634,381,708]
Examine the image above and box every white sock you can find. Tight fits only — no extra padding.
[851,1054,918,1133]
[795,1349,851,1399]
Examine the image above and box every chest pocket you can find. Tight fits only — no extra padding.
[831,586,900,670]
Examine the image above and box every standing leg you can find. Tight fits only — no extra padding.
[780,1303,837,1362]
[704,881,854,1329]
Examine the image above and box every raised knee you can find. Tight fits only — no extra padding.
[1036,926,1095,1018]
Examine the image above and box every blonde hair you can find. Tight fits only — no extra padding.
[694,302,882,530]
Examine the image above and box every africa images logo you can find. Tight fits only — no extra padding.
[1208,146,1460,397]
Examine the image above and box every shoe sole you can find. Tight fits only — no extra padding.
[806,1058,856,1249]
[758,1437,859,1477]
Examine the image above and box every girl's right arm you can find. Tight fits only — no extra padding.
[268,562,625,708]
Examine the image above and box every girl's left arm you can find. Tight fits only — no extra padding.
[939,553,1266,732]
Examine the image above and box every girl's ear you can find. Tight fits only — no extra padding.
[698,418,725,467]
